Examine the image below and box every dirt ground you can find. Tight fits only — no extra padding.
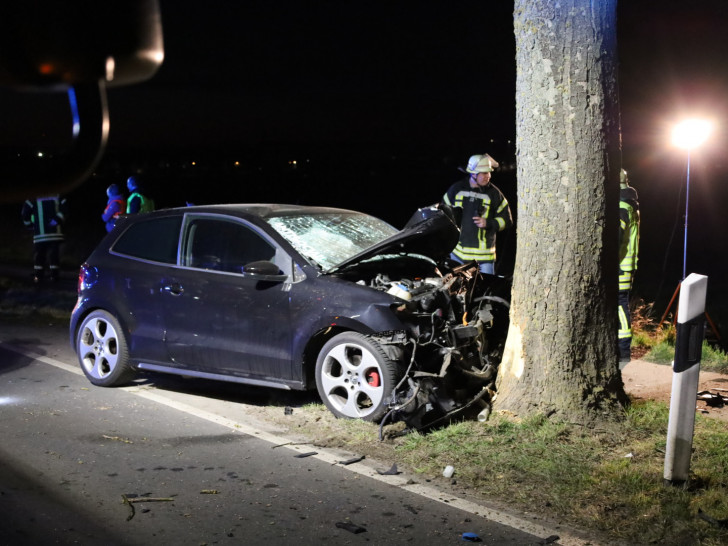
[622,359,728,421]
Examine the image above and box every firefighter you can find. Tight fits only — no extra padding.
[618,168,640,364]
[442,154,513,274]
[102,184,126,232]
[21,195,67,283]
[126,175,155,214]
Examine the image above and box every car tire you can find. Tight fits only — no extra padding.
[76,310,135,387]
[315,332,400,422]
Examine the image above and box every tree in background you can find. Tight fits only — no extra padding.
[495,0,628,423]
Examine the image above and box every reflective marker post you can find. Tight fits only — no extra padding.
[664,273,708,486]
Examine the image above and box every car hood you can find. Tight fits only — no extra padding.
[327,206,460,273]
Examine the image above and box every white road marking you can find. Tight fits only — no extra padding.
[0,340,594,546]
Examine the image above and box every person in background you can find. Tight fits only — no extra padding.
[21,195,67,283]
[441,153,513,274]
[618,168,640,365]
[102,184,126,233]
[126,175,155,214]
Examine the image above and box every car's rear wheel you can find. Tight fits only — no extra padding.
[315,332,399,422]
[76,310,135,387]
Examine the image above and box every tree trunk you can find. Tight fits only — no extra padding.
[494,0,628,423]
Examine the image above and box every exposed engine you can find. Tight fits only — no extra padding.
[363,261,511,435]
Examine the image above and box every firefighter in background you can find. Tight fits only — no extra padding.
[126,175,155,214]
[21,195,67,283]
[442,153,513,274]
[618,168,640,364]
[102,184,126,232]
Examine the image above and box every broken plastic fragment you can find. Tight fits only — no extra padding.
[294,451,317,458]
[443,465,455,478]
[461,532,482,542]
[338,455,365,465]
[376,463,400,475]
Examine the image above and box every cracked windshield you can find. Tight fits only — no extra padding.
[266,213,397,270]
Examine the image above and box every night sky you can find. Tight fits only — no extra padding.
[2,0,728,314]
[104,2,516,152]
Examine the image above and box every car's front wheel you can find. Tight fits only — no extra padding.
[76,310,135,387]
[315,332,400,422]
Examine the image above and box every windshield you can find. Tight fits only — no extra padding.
[266,212,397,270]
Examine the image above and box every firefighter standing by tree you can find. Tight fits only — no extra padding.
[618,168,640,364]
[21,195,67,283]
[442,153,513,274]
[126,175,155,214]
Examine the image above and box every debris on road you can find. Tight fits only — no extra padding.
[336,521,367,534]
[121,494,175,521]
[338,455,365,465]
[376,463,400,475]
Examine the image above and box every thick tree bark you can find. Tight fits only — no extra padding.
[495,0,628,423]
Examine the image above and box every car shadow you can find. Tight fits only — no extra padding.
[130,371,321,410]
[0,347,37,375]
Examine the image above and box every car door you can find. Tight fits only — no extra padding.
[161,214,294,382]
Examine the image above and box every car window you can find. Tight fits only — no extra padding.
[183,217,276,274]
[112,216,182,264]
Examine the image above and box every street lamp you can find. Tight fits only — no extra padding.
[671,118,712,280]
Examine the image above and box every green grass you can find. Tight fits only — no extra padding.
[642,339,728,374]
[389,402,728,545]
[631,300,728,373]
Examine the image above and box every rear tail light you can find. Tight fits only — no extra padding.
[77,263,98,293]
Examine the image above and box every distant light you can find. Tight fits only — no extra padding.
[671,119,712,150]
[37,151,44,158]
[105,56,116,81]
[191,161,197,166]
[234,161,240,166]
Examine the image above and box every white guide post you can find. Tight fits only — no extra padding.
[663,273,708,486]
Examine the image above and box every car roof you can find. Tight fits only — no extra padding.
[163,203,367,219]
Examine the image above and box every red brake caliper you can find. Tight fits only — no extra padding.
[367,371,380,387]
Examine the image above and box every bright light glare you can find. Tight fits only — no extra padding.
[672,119,712,150]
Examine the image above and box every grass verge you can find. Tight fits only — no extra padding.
[272,400,728,545]
[632,300,728,373]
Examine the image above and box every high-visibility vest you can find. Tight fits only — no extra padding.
[127,192,155,213]
[619,185,640,291]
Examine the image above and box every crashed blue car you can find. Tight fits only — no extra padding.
[70,203,510,431]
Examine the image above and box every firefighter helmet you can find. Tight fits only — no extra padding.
[465,154,499,174]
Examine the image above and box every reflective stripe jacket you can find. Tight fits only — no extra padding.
[442,178,512,263]
[21,196,66,244]
[619,184,640,291]
[102,198,126,232]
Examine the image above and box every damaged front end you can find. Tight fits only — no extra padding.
[370,263,511,434]
[322,205,510,434]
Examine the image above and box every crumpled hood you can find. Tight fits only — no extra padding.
[327,206,460,273]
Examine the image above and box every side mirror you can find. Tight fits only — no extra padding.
[242,260,288,283]
[0,0,164,201]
